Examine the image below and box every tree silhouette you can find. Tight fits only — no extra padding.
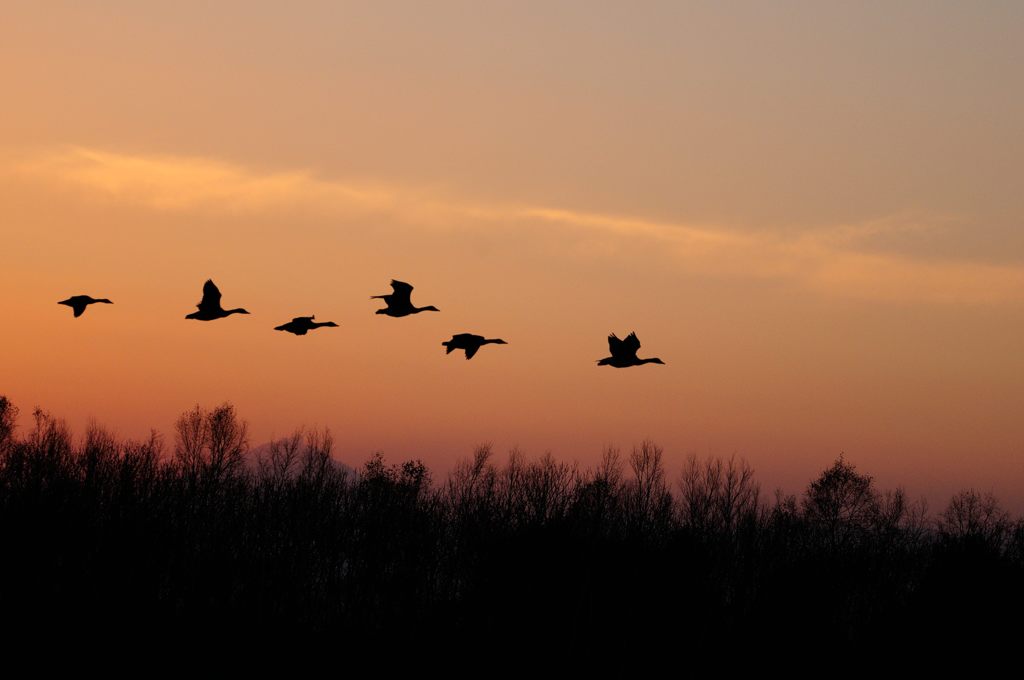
[174,402,248,483]
[625,440,672,531]
[0,396,16,451]
[1,393,1023,650]
[679,454,761,534]
[938,489,1011,547]
[802,455,880,548]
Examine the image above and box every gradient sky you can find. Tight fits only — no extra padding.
[2,1,1022,507]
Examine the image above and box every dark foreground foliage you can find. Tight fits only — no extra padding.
[1,396,1022,655]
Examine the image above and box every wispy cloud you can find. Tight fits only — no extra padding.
[19,146,399,213]
[16,146,1024,306]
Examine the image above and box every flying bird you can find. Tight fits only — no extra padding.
[442,333,507,360]
[371,279,439,317]
[185,279,250,321]
[274,315,339,336]
[58,295,112,318]
[597,332,665,368]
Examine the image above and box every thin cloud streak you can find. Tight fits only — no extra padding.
[17,146,1024,306]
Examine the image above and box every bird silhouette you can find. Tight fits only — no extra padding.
[185,280,250,320]
[58,295,112,318]
[371,279,439,317]
[597,332,665,368]
[442,333,507,360]
[274,315,339,336]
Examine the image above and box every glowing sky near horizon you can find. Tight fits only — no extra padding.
[1,1,1022,507]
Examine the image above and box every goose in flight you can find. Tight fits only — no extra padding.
[597,332,665,368]
[185,279,250,321]
[274,315,339,336]
[442,333,507,360]
[371,279,439,317]
[58,295,112,318]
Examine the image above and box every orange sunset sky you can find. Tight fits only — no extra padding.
[1,2,1022,507]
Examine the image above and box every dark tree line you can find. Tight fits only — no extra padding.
[0,395,1021,652]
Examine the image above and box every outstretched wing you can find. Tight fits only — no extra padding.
[608,332,641,360]
[607,333,625,358]
[197,279,222,312]
[465,344,480,360]
[623,332,641,357]
[388,279,414,306]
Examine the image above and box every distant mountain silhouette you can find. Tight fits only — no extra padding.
[58,295,112,318]
[185,279,250,321]
[371,279,439,317]
[442,333,507,359]
[274,315,339,335]
[597,332,665,368]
